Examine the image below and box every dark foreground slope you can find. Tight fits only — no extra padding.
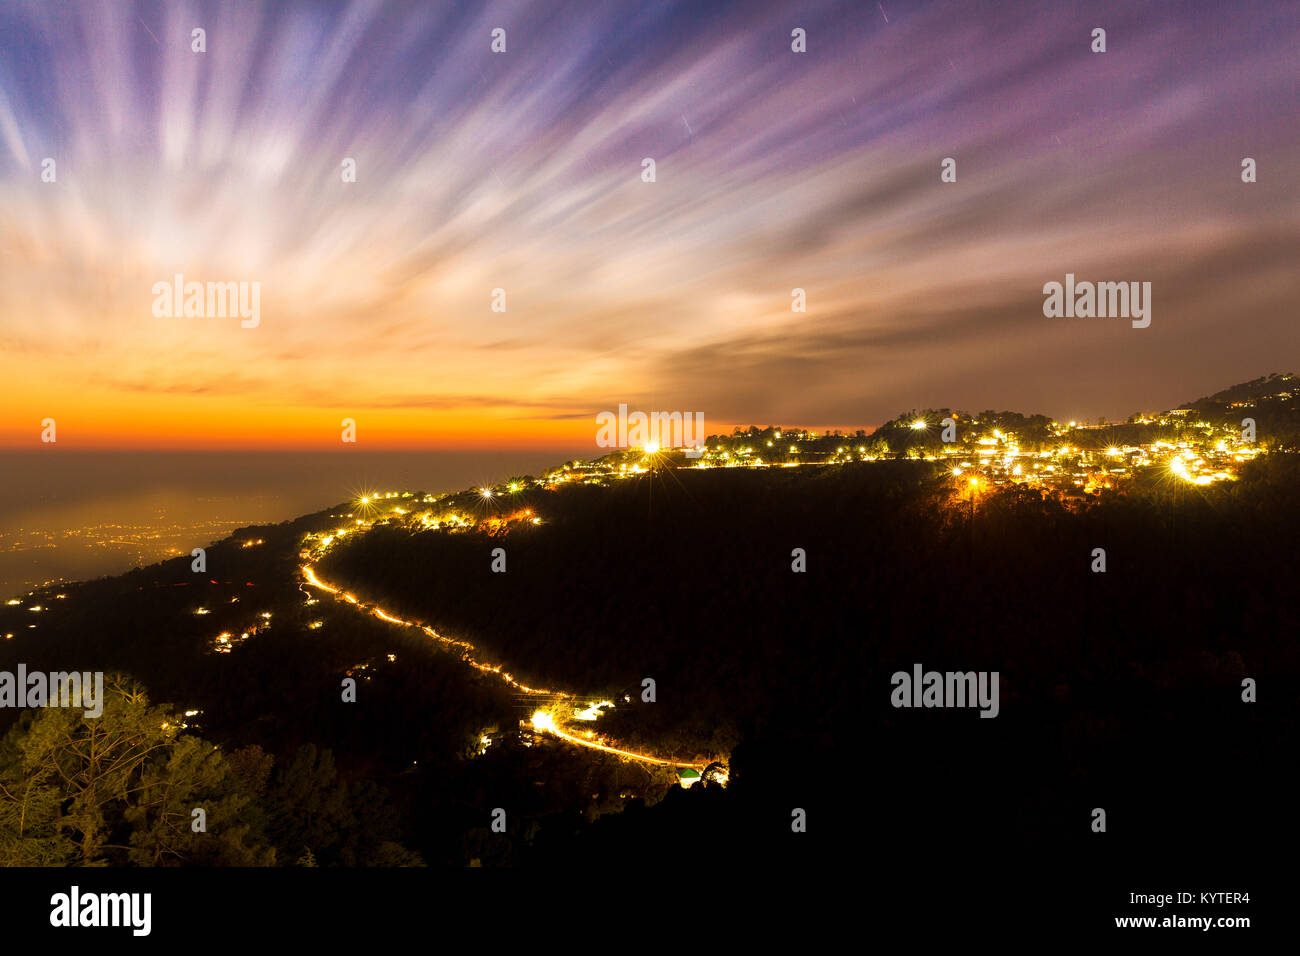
[321,456,1298,873]
[1,455,1295,877]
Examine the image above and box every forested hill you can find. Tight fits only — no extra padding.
[319,455,1297,865]
[1181,371,1296,410]
[2,424,1297,866]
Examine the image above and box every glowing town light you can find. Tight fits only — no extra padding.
[643,441,660,454]
[531,710,555,732]
[573,700,614,721]
[951,467,963,477]
[480,488,494,499]
[910,419,927,430]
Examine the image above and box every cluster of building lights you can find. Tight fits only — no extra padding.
[606,417,1265,496]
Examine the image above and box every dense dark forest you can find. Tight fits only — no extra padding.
[1,451,1295,871]
[322,454,1295,869]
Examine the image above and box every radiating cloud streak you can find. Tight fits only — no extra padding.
[0,0,1297,448]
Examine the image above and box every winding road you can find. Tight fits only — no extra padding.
[300,562,706,771]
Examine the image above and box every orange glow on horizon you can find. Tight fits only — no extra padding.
[0,390,669,450]
[0,367,864,451]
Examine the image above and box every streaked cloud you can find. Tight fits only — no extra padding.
[0,0,1296,448]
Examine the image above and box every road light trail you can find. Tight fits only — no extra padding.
[302,565,338,593]
[531,710,703,768]
[305,564,555,694]
[301,562,703,768]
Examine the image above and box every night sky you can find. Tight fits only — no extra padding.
[1,0,1296,448]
